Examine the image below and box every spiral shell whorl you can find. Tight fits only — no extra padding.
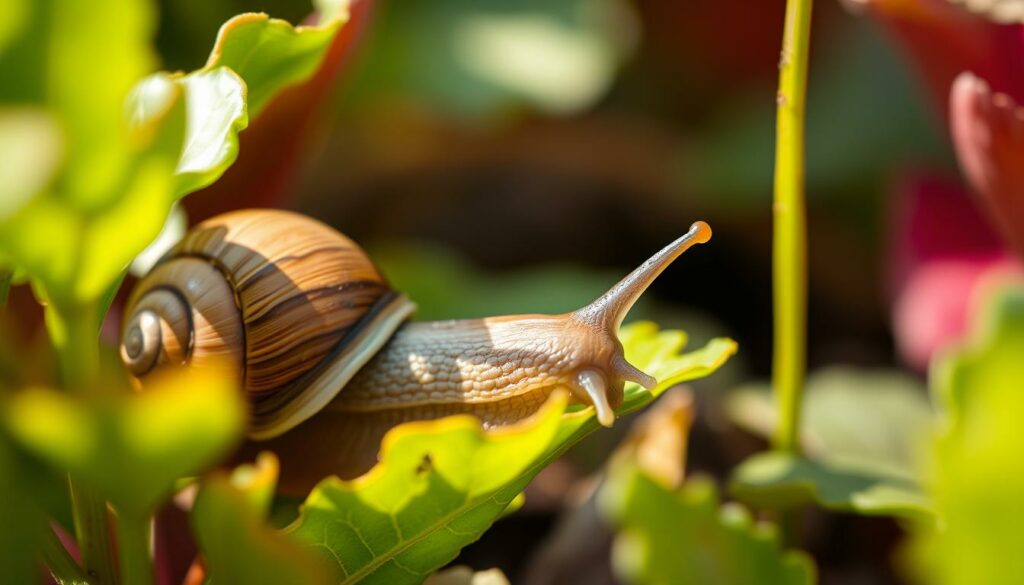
[121,257,245,379]
[120,209,415,439]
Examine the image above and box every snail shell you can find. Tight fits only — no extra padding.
[120,209,414,439]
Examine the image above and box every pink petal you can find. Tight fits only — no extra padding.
[887,172,1006,294]
[887,172,1023,369]
[950,71,1024,257]
[894,257,1021,369]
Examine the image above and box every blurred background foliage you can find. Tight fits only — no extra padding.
[148,0,995,582]
[4,0,1024,583]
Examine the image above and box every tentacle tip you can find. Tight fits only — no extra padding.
[637,373,657,391]
[689,221,712,244]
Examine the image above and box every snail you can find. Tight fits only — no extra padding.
[120,209,711,492]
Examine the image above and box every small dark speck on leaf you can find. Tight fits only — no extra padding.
[416,454,433,475]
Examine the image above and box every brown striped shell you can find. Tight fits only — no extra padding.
[119,209,415,439]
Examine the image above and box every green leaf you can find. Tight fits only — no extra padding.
[726,367,933,520]
[0,436,47,585]
[731,452,932,522]
[203,3,350,116]
[0,72,186,305]
[172,67,248,196]
[288,393,568,584]
[288,322,736,584]
[0,0,182,313]
[0,0,348,307]
[727,367,933,472]
[193,453,333,585]
[600,470,815,585]
[4,365,245,516]
[0,0,160,209]
[908,284,1024,584]
[155,0,351,197]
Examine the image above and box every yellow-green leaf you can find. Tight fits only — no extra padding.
[288,393,567,584]
[0,75,185,304]
[193,454,332,585]
[203,3,349,116]
[0,0,348,307]
[731,452,932,522]
[172,67,249,196]
[600,470,815,585]
[727,367,933,472]
[908,283,1024,584]
[727,367,934,521]
[4,365,245,516]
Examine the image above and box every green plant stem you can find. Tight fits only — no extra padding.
[771,0,814,454]
[115,513,153,585]
[51,304,117,585]
[40,522,91,585]
[69,477,116,585]
[0,268,11,306]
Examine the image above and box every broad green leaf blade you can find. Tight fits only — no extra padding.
[600,470,815,585]
[731,452,932,522]
[289,323,736,584]
[194,455,332,585]
[4,365,245,516]
[174,67,248,196]
[726,367,934,521]
[289,393,568,584]
[0,0,347,306]
[908,283,1024,584]
[129,67,249,198]
[726,367,933,472]
[204,4,349,116]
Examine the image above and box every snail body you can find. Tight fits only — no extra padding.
[121,209,711,491]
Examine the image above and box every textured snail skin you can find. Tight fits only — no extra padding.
[256,315,631,492]
[121,209,712,494]
[338,317,614,411]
